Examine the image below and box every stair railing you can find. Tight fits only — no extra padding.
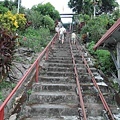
[0,33,58,120]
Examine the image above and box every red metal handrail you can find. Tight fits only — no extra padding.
[0,33,58,120]
[76,42,115,120]
[69,40,87,120]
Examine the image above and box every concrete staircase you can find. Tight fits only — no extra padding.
[14,35,119,120]
[20,38,79,120]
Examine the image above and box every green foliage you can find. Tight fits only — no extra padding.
[96,50,114,72]
[0,0,25,14]
[43,15,55,30]
[76,14,90,23]
[101,0,118,13]
[27,89,32,95]
[0,81,12,90]
[26,2,58,30]
[19,27,51,52]
[32,2,60,21]
[87,41,115,73]
[80,14,115,42]
[0,11,27,32]
[87,41,96,55]
[0,92,4,101]
[68,0,118,15]
[0,5,9,14]
[68,0,83,14]
[0,81,16,100]
[25,10,44,29]
[111,82,119,91]
[111,8,120,21]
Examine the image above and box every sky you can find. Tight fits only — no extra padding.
[21,0,73,23]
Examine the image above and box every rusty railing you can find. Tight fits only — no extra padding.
[0,33,58,120]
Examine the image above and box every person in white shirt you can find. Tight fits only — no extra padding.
[71,32,77,44]
[55,21,63,39]
[59,26,66,44]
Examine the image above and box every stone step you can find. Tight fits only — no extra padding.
[84,103,109,116]
[40,66,74,73]
[72,50,80,52]
[49,55,72,58]
[77,68,87,73]
[32,83,76,92]
[74,60,83,64]
[72,54,81,58]
[44,67,74,72]
[51,44,69,47]
[39,76,76,83]
[51,50,71,56]
[79,74,92,83]
[90,67,97,72]
[73,54,82,58]
[24,116,78,120]
[40,71,75,77]
[46,59,72,64]
[47,63,73,67]
[48,56,72,60]
[48,57,72,61]
[49,51,71,54]
[50,50,71,52]
[53,44,70,47]
[76,64,85,68]
[24,104,78,117]
[29,91,78,104]
[48,51,71,55]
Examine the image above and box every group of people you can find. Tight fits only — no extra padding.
[55,20,77,44]
[55,21,66,44]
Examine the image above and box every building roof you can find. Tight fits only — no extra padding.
[93,18,120,50]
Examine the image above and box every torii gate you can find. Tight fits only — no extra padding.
[94,18,120,86]
[60,13,77,31]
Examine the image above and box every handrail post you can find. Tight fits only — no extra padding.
[51,36,54,48]
[45,48,49,60]
[35,60,39,82]
[0,108,4,120]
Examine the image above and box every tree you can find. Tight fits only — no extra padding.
[80,14,112,42]
[100,0,118,13]
[68,0,118,15]
[43,15,55,30]
[68,0,83,14]
[25,9,44,29]
[13,0,22,8]
[0,5,9,14]
[0,0,25,14]
[32,2,60,21]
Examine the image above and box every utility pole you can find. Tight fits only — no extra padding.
[93,0,96,18]
[93,0,100,18]
[17,0,20,13]
[93,1,96,18]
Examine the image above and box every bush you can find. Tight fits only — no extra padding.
[87,41,115,74]
[0,11,26,32]
[96,50,115,73]
[43,15,55,31]
[19,27,51,52]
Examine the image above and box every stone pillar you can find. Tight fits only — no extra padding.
[117,42,120,82]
